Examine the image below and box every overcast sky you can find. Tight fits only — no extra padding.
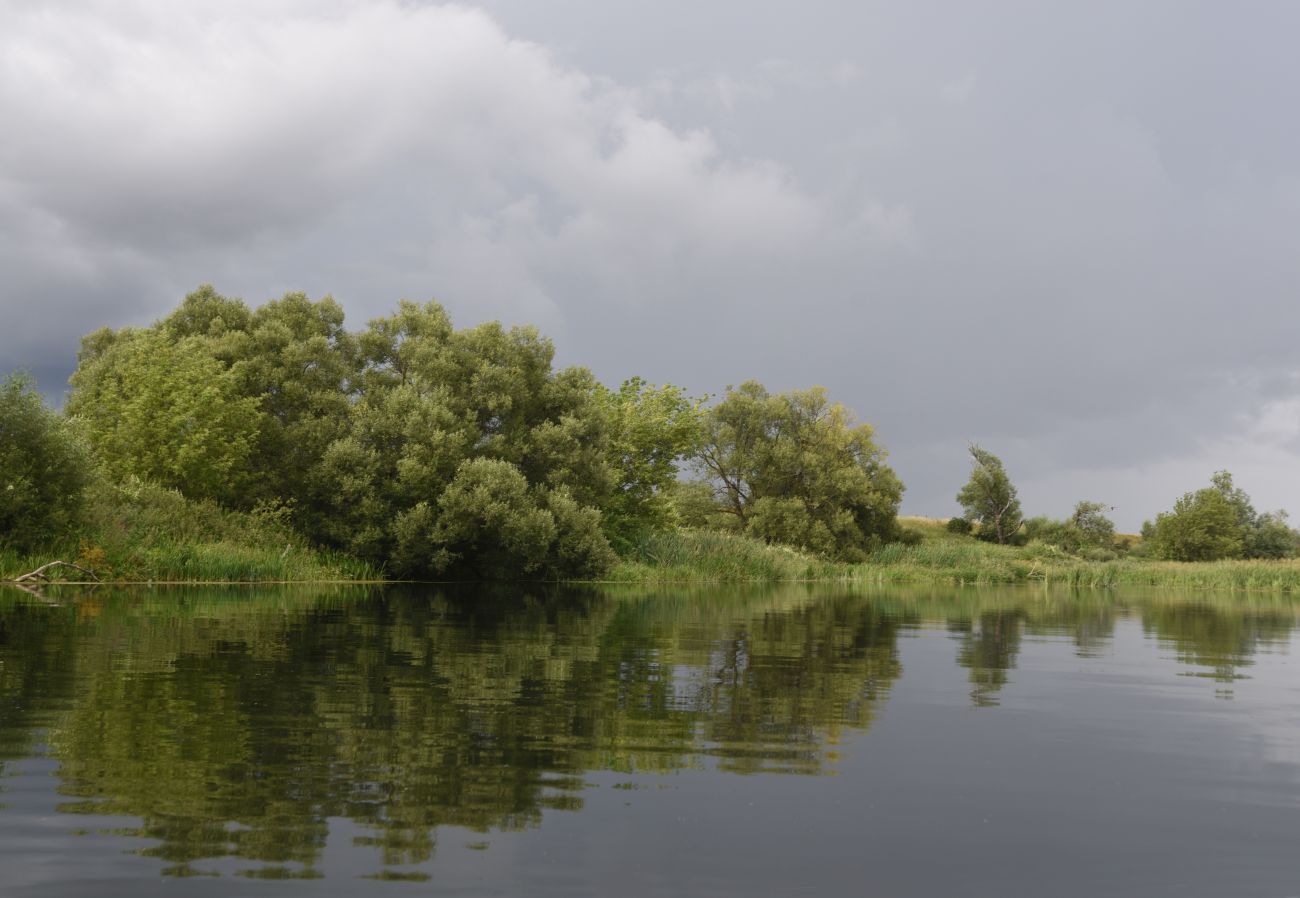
[3,0,1299,529]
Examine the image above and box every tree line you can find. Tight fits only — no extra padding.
[2,286,1296,574]
[949,446,1299,561]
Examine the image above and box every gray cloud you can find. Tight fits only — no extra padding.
[3,0,1299,529]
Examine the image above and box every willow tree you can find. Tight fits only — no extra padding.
[308,301,616,578]
[955,445,1023,544]
[66,330,262,505]
[695,381,903,561]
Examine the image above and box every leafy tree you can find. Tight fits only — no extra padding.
[1148,471,1297,561]
[66,331,262,505]
[955,445,1023,544]
[306,301,617,577]
[1148,485,1243,561]
[0,374,92,551]
[694,382,903,561]
[1071,500,1116,547]
[156,286,361,510]
[234,292,359,507]
[1246,512,1299,560]
[598,377,703,547]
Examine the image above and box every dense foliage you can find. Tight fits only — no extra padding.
[691,382,904,561]
[57,291,913,576]
[13,285,1300,581]
[65,291,641,578]
[1146,471,1298,561]
[0,374,91,551]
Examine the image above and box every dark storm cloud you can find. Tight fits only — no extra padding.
[3,0,1299,527]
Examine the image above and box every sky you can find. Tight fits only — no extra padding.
[3,0,1299,530]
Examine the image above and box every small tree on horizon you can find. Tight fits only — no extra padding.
[955,445,1023,544]
[1071,500,1116,548]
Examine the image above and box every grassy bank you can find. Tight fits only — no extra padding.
[605,520,1300,592]
[12,499,1300,593]
[606,528,858,583]
[0,479,377,584]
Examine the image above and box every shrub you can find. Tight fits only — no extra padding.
[945,517,973,535]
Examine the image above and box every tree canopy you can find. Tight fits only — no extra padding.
[693,382,903,561]
[1147,471,1297,561]
[62,289,712,579]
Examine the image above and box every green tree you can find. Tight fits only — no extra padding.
[1148,471,1297,561]
[598,377,703,547]
[1071,500,1116,547]
[955,445,1023,544]
[0,374,92,551]
[1148,485,1243,561]
[695,382,903,561]
[1246,512,1298,560]
[307,301,617,577]
[157,286,360,511]
[67,330,263,504]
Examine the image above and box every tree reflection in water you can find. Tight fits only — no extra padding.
[0,584,1295,879]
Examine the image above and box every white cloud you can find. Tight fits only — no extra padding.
[0,0,861,341]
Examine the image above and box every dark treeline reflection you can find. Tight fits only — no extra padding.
[0,585,1297,879]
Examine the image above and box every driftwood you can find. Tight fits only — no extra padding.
[12,560,100,584]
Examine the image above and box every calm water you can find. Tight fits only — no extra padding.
[2,583,1300,896]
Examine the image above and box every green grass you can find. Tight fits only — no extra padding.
[606,529,854,582]
[1,479,378,584]
[606,524,1300,593]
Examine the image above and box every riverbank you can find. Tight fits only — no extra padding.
[0,479,376,584]
[605,522,1300,592]
[10,501,1300,593]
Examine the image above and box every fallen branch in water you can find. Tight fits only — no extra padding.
[12,560,100,584]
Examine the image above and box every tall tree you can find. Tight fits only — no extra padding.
[67,331,262,505]
[955,445,1023,544]
[598,377,703,547]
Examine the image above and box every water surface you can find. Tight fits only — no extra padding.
[1,583,1298,896]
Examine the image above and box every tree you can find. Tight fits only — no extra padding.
[1148,486,1243,561]
[598,377,703,547]
[1070,501,1116,548]
[694,382,903,561]
[66,331,262,505]
[306,300,618,577]
[1246,511,1299,560]
[955,445,1023,544]
[0,374,92,551]
[1148,471,1297,561]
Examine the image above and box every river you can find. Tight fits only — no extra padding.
[1,583,1298,896]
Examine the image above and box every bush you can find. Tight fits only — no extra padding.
[0,374,92,552]
[893,527,924,546]
[945,517,973,535]
[392,458,615,580]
